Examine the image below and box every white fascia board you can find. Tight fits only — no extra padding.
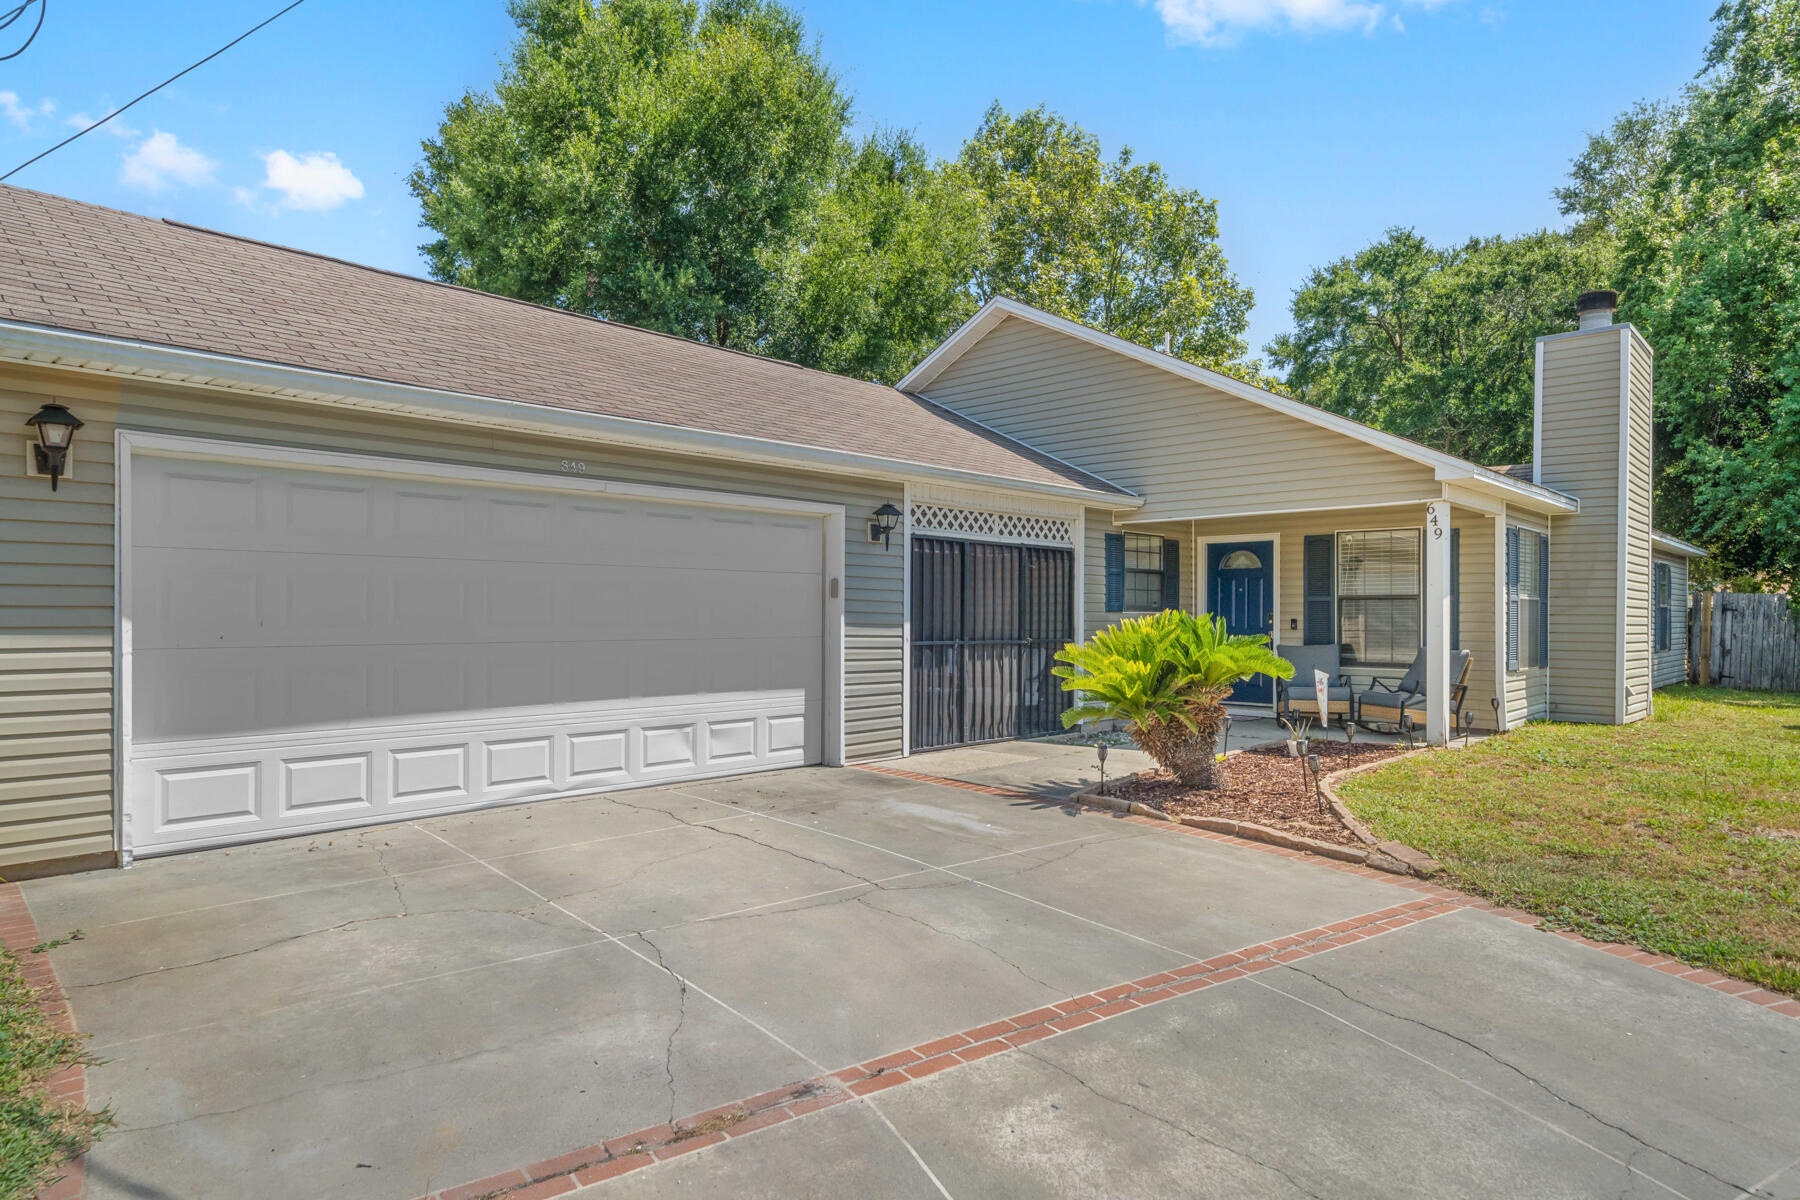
[1651,531,1708,558]
[0,319,1141,509]
[906,297,1577,512]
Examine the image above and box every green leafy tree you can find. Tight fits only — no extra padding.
[1268,228,1610,465]
[956,104,1262,380]
[1601,0,1800,591]
[759,129,983,383]
[1055,610,1291,789]
[410,0,848,349]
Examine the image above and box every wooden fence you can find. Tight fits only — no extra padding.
[1689,591,1800,691]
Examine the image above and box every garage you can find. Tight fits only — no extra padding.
[121,436,840,856]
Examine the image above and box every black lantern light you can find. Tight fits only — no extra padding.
[870,502,901,548]
[25,402,82,492]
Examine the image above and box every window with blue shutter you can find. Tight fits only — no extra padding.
[1654,563,1672,652]
[1104,533,1125,613]
[1161,539,1181,611]
[1303,535,1334,645]
[1450,527,1461,652]
[1506,527,1521,671]
[1538,534,1550,667]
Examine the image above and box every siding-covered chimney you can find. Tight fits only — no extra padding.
[1533,291,1653,723]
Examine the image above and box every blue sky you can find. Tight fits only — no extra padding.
[0,0,1716,358]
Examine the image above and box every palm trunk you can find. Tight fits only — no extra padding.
[1129,711,1227,789]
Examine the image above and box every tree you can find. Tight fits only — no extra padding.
[1553,101,1680,240]
[1267,228,1610,465]
[1602,0,1800,590]
[1055,611,1291,789]
[955,104,1262,379]
[410,0,848,349]
[759,129,983,383]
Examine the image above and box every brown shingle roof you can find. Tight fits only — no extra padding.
[0,185,1127,497]
[1491,463,1535,483]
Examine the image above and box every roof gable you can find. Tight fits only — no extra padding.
[904,298,1577,516]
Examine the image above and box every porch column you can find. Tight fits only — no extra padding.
[1424,500,1452,744]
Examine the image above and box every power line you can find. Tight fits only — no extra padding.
[0,0,46,62]
[1,0,308,183]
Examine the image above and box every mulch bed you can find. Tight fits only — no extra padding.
[1112,741,1407,847]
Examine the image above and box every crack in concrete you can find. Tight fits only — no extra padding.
[1019,1049,1326,1198]
[373,844,410,919]
[633,930,687,1124]
[852,893,1062,996]
[1278,965,1761,1197]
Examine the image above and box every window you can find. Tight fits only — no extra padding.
[1123,534,1166,611]
[1337,529,1421,667]
[1508,527,1549,670]
[1655,563,1673,652]
[1219,549,1262,570]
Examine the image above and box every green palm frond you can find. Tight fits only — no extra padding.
[1053,610,1294,730]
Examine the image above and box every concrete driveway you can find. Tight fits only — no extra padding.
[21,746,1800,1200]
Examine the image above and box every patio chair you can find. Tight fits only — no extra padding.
[1275,643,1352,725]
[1355,648,1473,738]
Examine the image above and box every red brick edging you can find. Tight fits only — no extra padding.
[857,763,1800,1020]
[412,897,1467,1200]
[0,881,88,1200]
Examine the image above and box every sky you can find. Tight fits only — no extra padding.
[0,0,1718,359]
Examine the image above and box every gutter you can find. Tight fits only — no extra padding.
[0,319,1143,509]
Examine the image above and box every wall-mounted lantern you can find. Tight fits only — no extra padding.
[25,402,82,491]
[870,502,901,548]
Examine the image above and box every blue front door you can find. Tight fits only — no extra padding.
[1208,540,1275,704]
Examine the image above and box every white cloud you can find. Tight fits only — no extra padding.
[120,130,217,191]
[0,91,54,132]
[254,149,364,212]
[64,110,140,139]
[1148,0,1454,45]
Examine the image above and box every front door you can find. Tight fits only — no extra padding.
[911,537,1075,749]
[1208,539,1275,705]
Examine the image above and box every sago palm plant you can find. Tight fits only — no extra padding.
[1053,610,1293,788]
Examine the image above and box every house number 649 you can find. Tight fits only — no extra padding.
[560,460,588,474]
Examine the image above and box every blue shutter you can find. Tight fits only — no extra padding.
[1505,527,1520,672]
[1450,527,1461,652]
[1537,534,1550,667]
[1303,535,1334,645]
[1161,539,1181,611]
[1104,533,1125,613]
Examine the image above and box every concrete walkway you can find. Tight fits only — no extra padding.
[20,756,1800,1200]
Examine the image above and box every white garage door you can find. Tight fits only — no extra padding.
[124,449,827,855]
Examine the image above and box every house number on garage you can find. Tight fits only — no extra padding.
[560,460,589,474]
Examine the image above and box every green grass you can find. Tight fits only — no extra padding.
[1338,686,1800,995]
[1,943,108,1200]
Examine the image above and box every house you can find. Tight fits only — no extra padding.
[0,186,1704,877]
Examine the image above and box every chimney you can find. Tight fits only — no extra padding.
[1576,289,1617,331]
[1532,290,1654,725]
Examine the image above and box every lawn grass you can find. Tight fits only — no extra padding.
[1,940,107,1200]
[1337,686,1800,995]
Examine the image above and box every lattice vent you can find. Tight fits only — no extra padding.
[909,503,1073,547]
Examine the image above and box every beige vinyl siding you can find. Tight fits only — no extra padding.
[1503,512,1551,728]
[1452,514,1498,728]
[1652,554,1689,688]
[1081,512,1192,640]
[0,370,122,871]
[0,360,928,869]
[921,317,1440,523]
[1622,342,1655,719]
[1537,328,1629,723]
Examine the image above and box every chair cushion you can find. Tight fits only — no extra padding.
[1357,690,1423,713]
[1287,685,1351,703]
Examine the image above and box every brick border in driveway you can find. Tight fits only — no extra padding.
[1,881,89,1200]
[409,897,1469,1200]
[857,763,1800,1020]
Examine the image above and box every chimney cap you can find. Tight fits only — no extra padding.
[1576,290,1619,314]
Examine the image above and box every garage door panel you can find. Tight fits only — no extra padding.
[127,453,828,854]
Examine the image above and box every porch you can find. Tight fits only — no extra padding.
[1104,500,1533,739]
